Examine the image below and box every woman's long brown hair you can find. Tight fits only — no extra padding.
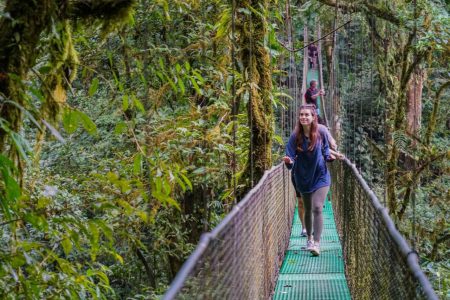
[294,105,319,152]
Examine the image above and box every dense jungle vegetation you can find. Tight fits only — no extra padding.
[0,0,448,298]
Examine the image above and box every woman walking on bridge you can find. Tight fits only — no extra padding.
[283,105,342,256]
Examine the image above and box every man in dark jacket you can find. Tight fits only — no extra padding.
[305,80,325,124]
[308,43,317,68]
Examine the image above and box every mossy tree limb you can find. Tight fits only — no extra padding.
[0,0,135,176]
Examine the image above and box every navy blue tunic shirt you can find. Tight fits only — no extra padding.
[285,126,331,194]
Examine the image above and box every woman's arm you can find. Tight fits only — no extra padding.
[320,129,331,161]
[284,133,297,169]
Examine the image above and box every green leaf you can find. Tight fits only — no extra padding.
[175,176,186,192]
[184,61,191,72]
[61,237,73,256]
[37,197,51,209]
[39,65,52,74]
[117,200,133,216]
[162,178,171,195]
[122,95,129,111]
[62,108,79,134]
[9,132,30,162]
[192,70,205,84]
[136,210,148,222]
[133,153,142,175]
[273,134,284,145]
[29,86,45,102]
[24,213,48,231]
[112,252,123,264]
[158,57,165,71]
[177,76,185,95]
[11,254,26,268]
[89,78,99,96]
[97,221,113,244]
[132,95,145,113]
[74,110,97,135]
[167,76,177,92]
[114,121,127,135]
[189,77,203,95]
[154,176,162,193]
[175,63,182,73]
[163,195,180,210]
[180,173,192,190]
[5,172,20,203]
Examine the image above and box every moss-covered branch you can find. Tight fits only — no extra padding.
[424,81,450,146]
[315,0,401,25]
[68,0,135,19]
[0,0,135,176]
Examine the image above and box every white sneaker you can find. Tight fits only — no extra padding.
[300,229,307,237]
[306,240,314,251]
[310,242,320,256]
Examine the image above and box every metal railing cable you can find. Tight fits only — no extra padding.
[163,164,296,299]
[316,23,329,127]
[330,159,438,300]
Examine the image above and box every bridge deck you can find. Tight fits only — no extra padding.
[272,197,351,299]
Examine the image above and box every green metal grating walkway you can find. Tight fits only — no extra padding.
[272,198,351,299]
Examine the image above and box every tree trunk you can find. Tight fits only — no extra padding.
[236,0,273,192]
[406,68,424,140]
[0,0,134,172]
[0,1,53,153]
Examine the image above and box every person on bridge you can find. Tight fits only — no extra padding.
[283,105,343,256]
[292,125,339,237]
[305,80,325,124]
[308,43,318,69]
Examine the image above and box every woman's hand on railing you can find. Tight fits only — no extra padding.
[283,156,294,165]
[330,150,345,160]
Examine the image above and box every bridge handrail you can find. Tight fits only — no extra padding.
[331,158,437,299]
[163,163,296,299]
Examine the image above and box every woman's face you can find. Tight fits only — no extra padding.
[299,109,314,126]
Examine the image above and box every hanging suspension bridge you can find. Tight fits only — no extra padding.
[162,18,438,300]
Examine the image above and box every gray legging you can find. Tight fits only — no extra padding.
[301,186,330,242]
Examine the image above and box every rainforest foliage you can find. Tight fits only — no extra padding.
[0,0,448,298]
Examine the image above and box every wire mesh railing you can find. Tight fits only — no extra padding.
[330,159,437,300]
[163,164,296,300]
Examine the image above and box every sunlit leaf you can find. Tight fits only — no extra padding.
[89,78,99,96]
[61,237,73,256]
[74,110,97,135]
[114,121,128,135]
[123,94,129,111]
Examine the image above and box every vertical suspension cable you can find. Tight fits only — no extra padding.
[231,0,237,204]
[352,22,356,163]
[411,75,417,251]
[411,0,418,252]
[332,1,339,139]
[359,22,364,173]
[383,0,389,207]
[317,23,328,127]
[369,24,374,187]
[278,0,286,140]
[249,5,254,187]
[286,0,295,132]
[345,22,350,158]
[292,4,298,123]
